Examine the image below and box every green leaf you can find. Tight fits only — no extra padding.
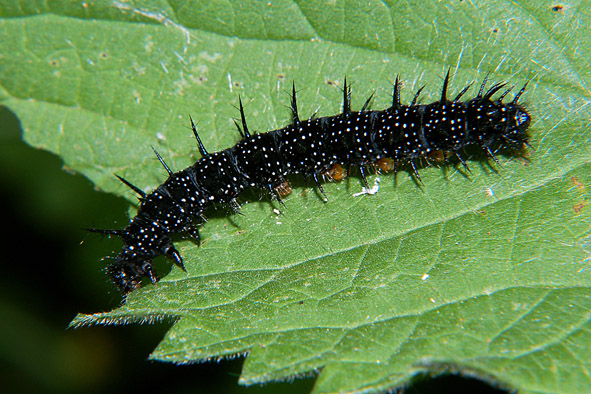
[2,1,591,393]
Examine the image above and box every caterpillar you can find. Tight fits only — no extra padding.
[90,71,532,295]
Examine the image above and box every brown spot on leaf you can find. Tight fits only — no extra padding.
[572,176,585,191]
[573,202,586,213]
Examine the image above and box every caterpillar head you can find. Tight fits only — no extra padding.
[501,103,531,150]
[106,259,158,294]
[467,99,532,151]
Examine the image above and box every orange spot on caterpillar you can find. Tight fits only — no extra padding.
[324,163,347,181]
[427,150,446,163]
[375,158,395,173]
[274,180,292,197]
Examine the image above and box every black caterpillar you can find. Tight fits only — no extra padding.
[91,71,532,295]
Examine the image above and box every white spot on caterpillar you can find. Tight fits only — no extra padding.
[422,273,429,281]
[353,177,380,196]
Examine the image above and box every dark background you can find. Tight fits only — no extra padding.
[0,105,507,394]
